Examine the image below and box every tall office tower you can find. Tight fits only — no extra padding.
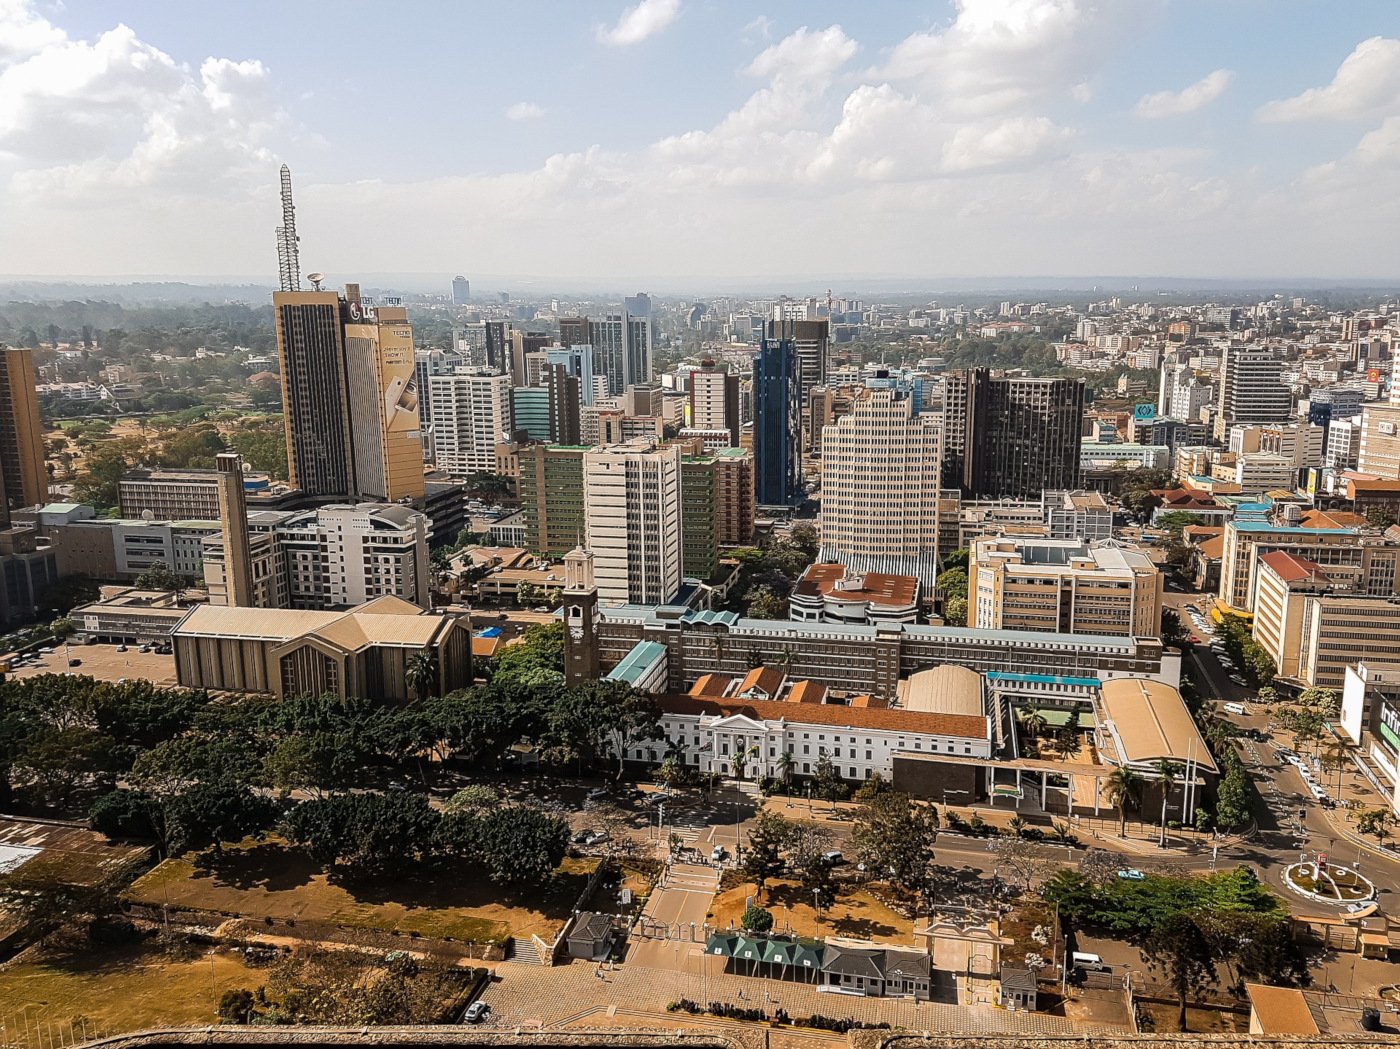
[274,164,300,293]
[588,315,627,396]
[342,291,424,503]
[484,320,512,373]
[544,362,582,445]
[452,275,471,305]
[559,316,589,349]
[0,347,49,517]
[518,445,586,557]
[213,453,254,608]
[510,330,550,388]
[1214,345,1292,440]
[274,290,355,498]
[547,346,597,406]
[689,359,740,445]
[753,322,803,507]
[680,454,720,580]
[783,319,829,444]
[414,348,456,435]
[562,546,600,687]
[428,369,513,476]
[583,440,683,605]
[820,389,944,581]
[940,369,1084,500]
[624,298,653,388]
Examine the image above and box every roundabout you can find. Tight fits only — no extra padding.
[1283,856,1376,907]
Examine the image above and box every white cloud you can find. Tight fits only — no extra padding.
[875,0,1148,117]
[941,116,1073,173]
[1258,36,1400,122]
[746,25,856,85]
[596,0,680,48]
[505,101,545,121]
[1134,69,1232,119]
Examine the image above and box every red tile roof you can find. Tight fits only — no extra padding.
[657,694,990,740]
[1258,550,1330,584]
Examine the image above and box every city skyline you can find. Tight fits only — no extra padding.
[3,1,1400,282]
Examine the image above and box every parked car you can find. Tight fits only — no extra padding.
[1117,869,1146,881]
[463,1002,490,1024]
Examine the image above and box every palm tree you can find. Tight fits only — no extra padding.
[1105,766,1144,837]
[405,648,439,700]
[1321,738,1357,801]
[777,751,795,796]
[1155,759,1183,848]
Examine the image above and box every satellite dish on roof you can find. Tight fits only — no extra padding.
[307,272,325,291]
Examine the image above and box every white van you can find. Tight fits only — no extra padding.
[1071,951,1107,971]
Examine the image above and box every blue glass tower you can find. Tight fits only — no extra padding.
[753,321,802,507]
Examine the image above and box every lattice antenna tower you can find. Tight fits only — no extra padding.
[275,164,301,292]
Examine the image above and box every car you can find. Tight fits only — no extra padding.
[463,1002,491,1024]
[1117,869,1146,881]
[572,828,594,844]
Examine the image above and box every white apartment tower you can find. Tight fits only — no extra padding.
[583,440,683,606]
[819,389,945,578]
[428,369,513,476]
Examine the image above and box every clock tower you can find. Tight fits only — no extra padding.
[563,546,600,686]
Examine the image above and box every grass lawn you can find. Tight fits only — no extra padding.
[0,940,258,1039]
[707,878,915,943]
[126,839,598,944]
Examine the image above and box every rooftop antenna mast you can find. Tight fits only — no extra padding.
[275,164,301,292]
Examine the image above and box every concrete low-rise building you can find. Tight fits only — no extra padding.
[789,563,920,625]
[172,596,471,701]
[968,536,1162,638]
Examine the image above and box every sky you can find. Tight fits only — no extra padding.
[3,0,1400,287]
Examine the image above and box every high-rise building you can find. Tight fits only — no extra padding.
[689,360,740,445]
[274,290,355,499]
[0,347,49,517]
[544,362,582,445]
[518,445,587,558]
[452,275,471,305]
[786,319,829,446]
[484,320,512,373]
[547,345,596,407]
[428,369,513,476]
[342,292,424,503]
[559,317,589,350]
[969,536,1162,638]
[583,440,682,605]
[1213,345,1292,440]
[753,322,802,507]
[586,309,652,396]
[820,390,944,580]
[941,369,1084,500]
